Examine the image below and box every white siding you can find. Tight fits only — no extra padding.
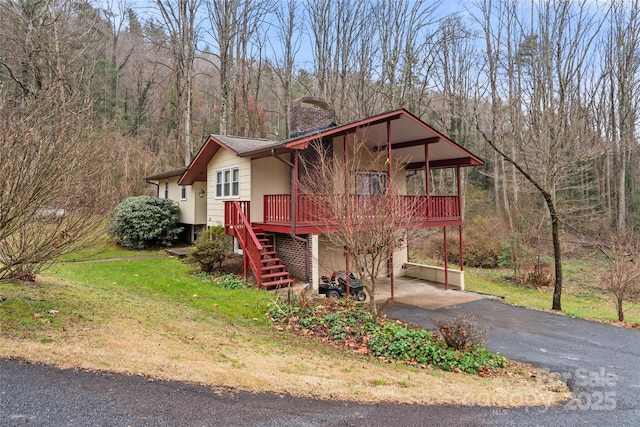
[250,155,291,223]
[158,177,204,226]
[207,149,251,226]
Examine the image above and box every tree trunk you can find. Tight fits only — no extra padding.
[546,192,563,311]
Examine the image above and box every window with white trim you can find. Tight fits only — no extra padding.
[355,171,387,195]
[164,182,169,199]
[180,185,187,200]
[215,166,240,198]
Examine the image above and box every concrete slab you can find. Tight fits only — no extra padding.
[375,276,482,310]
[165,246,190,258]
[271,276,482,310]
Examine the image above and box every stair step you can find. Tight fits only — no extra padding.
[261,272,290,280]
[261,264,285,272]
[260,251,278,257]
[260,257,281,264]
[261,278,294,289]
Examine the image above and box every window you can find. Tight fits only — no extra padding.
[164,182,169,199]
[215,166,240,198]
[180,185,187,200]
[355,171,387,195]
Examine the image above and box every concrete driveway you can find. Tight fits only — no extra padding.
[384,298,640,422]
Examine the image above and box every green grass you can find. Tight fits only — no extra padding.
[46,257,272,325]
[1,250,275,342]
[0,278,102,338]
[465,266,640,325]
[57,240,165,262]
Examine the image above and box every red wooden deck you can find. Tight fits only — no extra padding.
[257,194,461,234]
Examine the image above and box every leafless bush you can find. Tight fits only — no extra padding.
[433,314,488,350]
[597,230,640,322]
[0,86,110,281]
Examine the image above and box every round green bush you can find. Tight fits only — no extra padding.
[108,196,183,249]
[187,226,233,273]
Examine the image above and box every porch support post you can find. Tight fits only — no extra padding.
[344,246,350,295]
[443,226,448,290]
[456,165,461,218]
[457,166,464,290]
[387,120,395,299]
[387,120,392,191]
[390,251,395,300]
[459,224,465,290]
[243,253,248,282]
[344,134,351,295]
[424,143,430,197]
[344,135,349,196]
[311,234,319,291]
[459,225,464,272]
[293,151,299,225]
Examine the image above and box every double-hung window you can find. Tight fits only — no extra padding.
[355,171,387,195]
[215,166,240,198]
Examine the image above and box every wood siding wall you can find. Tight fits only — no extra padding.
[206,149,251,227]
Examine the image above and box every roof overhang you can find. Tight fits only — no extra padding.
[144,166,188,181]
[242,109,483,168]
[178,136,235,185]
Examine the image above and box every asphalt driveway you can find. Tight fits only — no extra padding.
[385,298,640,421]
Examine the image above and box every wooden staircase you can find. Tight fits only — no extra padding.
[224,200,294,290]
[253,227,294,290]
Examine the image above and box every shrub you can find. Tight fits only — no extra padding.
[525,260,553,288]
[187,226,233,273]
[108,196,183,249]
[267,298,505,375]
[433,314,488,350]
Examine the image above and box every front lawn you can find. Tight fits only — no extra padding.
[0,250,569,406]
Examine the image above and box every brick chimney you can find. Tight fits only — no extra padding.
[289,97,334,137]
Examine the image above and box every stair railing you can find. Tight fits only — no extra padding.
[225,200,263,286]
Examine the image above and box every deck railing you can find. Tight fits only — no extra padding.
[263,194,460,225]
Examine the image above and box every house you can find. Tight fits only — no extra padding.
[145,98,483,295]
[144,166,207,243]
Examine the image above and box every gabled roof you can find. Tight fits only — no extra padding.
[177,108,483,185]
[178,135,281,185]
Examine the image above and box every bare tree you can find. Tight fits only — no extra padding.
[597,228,640,322]
[598,0,640,231]
[155,0,201,165]
[373,0,440,113]
[0,85,112,281]
[299,137,421,316]
[206,0,272,136]
[268,0,302,138]
[475,0,608,311]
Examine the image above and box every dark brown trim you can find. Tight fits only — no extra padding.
[373,136,440,152]
[405,157,480,170]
